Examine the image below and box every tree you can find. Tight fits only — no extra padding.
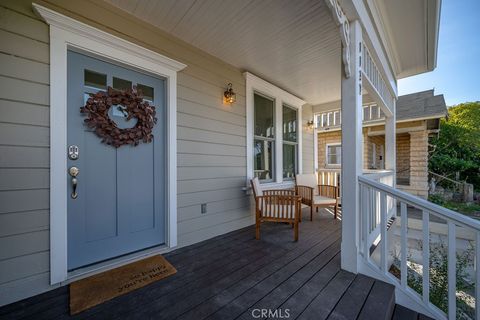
[429,102,480,190]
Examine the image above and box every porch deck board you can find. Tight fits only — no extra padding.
[0,209,403,320]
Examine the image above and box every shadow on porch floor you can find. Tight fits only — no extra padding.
[0,208,425,320]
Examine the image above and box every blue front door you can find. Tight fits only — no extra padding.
[67,51,166,270]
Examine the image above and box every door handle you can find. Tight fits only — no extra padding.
[69,166,79,199]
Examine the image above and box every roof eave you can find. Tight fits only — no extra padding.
[426,0,441,72]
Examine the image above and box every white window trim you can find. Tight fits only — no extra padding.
[326,143,342,167]
[33,4,186,285]
[245,72,305,188]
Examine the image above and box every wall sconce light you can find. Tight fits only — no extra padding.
[223,83,236,104]
[307,119,315,130]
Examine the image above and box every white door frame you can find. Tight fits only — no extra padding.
[33,4,186,284]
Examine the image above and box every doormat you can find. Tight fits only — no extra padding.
[69,255,176,315]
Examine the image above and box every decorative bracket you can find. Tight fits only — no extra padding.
[325,0,351,78]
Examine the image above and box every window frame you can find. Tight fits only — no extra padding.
[245,72,305,187]
[282,104,299,180]
[326,143,342,167]
[253,92,276,182]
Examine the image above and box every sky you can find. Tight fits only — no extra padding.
[397,0,480,106]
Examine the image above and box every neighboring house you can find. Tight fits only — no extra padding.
[314,89,447,198]
[3,1,474,319]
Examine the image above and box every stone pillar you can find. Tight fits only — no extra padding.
[409,131,429,198]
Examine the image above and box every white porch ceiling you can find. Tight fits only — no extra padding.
[106,0,342,105]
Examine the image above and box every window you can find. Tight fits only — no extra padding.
[316,104,386,128]
[282,105,298,179]
[316,110,341,128]
[246,72,304,185]
[322,113,328,127]
[326,144,341,165]
[254,93,275,181]
[363,106,370,121]
[334,111,341,126]
[362,104,384,122]
[84,69,106,90]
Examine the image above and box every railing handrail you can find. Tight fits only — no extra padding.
[362,169,393,180]
[317,168,341,172]
[429,170,465,186]
[359,175,480,231]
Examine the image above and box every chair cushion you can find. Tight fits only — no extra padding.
[313,195,336,205]
[295,174,318,195]
[251,177,263,196]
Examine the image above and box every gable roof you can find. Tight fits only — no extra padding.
[396,89,447,121]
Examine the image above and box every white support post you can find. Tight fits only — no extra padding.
[385,101,396,178]
[341,19,362,273]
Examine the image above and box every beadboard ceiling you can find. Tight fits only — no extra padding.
[105,0,342,105]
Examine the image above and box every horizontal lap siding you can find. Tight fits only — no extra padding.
[302,105,314,173]
[0,0,252,305]
[0,1,53,306]
[176,66,251,246]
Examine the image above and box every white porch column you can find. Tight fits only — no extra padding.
[385,103,396,175]
[341,20,362,273]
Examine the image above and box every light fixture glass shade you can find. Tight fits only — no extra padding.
[224,83,236,104]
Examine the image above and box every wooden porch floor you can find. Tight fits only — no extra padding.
[0,209,427,320]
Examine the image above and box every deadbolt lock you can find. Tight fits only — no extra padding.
[68,145,79,160]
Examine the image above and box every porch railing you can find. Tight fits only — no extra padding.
[359,175,480,319]
[361,43,395,112]
[318,168,341,186]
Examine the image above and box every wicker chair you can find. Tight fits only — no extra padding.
[250,177,301,241]
[295,173,338,221]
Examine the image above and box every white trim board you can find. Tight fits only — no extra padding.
[244,72,306,187]
[33,3,186,285]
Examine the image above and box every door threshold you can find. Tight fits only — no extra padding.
[64,244,172,285]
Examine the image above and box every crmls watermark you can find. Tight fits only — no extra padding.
[251,308,291,319]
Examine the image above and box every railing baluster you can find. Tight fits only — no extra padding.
[359,184,364,254]
[476,231,480,320]
[447,221,456,319]
[422,210,430,304]
[363,185,370,258]
[358,175,480,319]
[371,188,375,233]
[400,202,407,288]
[380,192,387,273]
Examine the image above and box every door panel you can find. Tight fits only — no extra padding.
[67,51,166,270]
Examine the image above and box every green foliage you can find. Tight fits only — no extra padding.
[406,241,474,318]
[428,195,480,216]
[429,102,480,190]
